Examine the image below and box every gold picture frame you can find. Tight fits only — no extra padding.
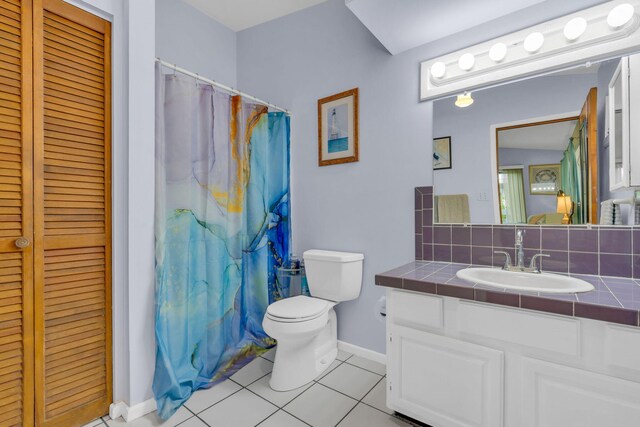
[317,88,359,166]
[529,163,561,195]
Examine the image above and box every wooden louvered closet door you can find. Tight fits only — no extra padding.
[33,0,111,425]
[0,0,113,425]
[0,0,33,426]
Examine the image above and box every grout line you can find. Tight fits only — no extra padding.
[177,406,210,427]
[342,360,385,377]
[313,358,345,382]
[189,386,244,417]
[279,408,314,427]
[599,280,625,308]
[243,379,313,427]
[334,373,393,426]
[242,371,273,388]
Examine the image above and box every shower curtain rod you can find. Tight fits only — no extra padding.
[156,58,292,115]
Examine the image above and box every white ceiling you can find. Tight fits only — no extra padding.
[182,0,328,31]
[499,120,578,151]
[345,0,546,55]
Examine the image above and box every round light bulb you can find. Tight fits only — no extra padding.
[430,61,446,79]
[607,3,634,28]
[489,43,507,62]
[564,17,587,41]
[458,53,475,71]
[524,32,544,53]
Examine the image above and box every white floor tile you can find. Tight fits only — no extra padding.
[106,406,192,427]
[315,359,341,380]
[247,374,313,407]
[257,410,308,427]
[319,362,382,400]
[199,388,277,427]
[81,418,104,427]
[338,403,410,427]
[184,379,241,414]
[362,377,392,414]
[261,347,276,362]
[230,357,274,386]
[284,383,357,427]
[336,349,352,361]
[346,355,386,375]
[175,417,207,427]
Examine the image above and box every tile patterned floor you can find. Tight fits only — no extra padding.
[84,349,413,427]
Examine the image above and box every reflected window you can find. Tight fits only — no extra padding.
[499,168,527,224]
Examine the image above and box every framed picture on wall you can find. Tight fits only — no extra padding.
[529,163,561,195]
[433,136,452,170]
[317,88,359,166]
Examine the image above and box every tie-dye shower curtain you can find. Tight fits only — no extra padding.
[153,65,291,419]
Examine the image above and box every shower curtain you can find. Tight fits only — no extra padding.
[561,135,583,224]
[153,65,291,419]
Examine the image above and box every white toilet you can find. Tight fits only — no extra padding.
[262,249,364,391]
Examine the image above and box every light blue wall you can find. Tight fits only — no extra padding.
[433,73,598,223]
[499,148,565,219]
[235,0,611,353]
[155,0,612,354]
[237,0,433,353]
[156,0,237,87]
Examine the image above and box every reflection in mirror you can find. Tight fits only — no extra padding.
[497,117,584,225]
[432,56,636,226]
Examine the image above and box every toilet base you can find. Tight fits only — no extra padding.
[268,309,338,391]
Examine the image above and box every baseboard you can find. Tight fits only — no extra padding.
[109,398,157,422]
[337,340,386,365]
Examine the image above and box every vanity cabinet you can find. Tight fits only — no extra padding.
[608,53,640,191]
[386,289,640,427]
[388,325,503,427]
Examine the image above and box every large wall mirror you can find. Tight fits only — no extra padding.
[432,54,637,227]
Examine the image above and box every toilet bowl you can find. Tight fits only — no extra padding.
[263,250,364,391]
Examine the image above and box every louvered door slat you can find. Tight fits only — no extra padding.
[0,0,32,426]
[34,0,111,425]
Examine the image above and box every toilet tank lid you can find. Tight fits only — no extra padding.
[303,249,364,262]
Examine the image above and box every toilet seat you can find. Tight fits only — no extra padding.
[266,295,333,323]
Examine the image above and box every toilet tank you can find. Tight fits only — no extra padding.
[303,250,364,302]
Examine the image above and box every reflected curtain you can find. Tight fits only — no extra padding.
[153,64,291,419]
[561,136,582,223]
[500,169,526,223]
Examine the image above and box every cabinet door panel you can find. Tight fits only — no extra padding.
[521,357,640,427]
[389,325,503,427]
[0,0,33,426]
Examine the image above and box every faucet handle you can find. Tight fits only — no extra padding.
[494,251,512,270]
[529,253,550,272]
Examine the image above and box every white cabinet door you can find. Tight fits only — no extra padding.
[521,357,640,427]
[388,325,504,427]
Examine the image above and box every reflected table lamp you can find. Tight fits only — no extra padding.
[557,190,573,224]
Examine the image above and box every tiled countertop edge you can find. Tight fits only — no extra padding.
[375,264,640,328]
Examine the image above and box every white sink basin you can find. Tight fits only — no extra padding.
[456,267,595,294]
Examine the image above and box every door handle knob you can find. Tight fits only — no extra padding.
[15,237,30,249]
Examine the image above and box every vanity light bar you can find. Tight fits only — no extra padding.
[420,0,640,101]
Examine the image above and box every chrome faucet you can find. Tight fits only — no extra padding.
[494,229,550,273]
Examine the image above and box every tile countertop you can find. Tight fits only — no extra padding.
[375,261,640,327]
